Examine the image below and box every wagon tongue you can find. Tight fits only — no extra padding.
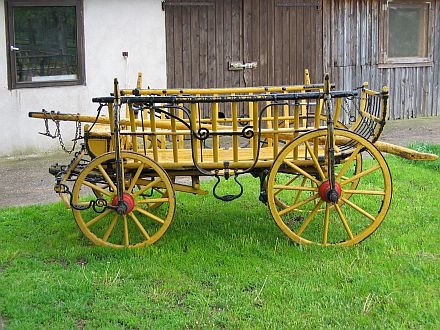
[319,181,342,203]
[111,193,135,214]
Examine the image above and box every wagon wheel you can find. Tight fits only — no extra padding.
[264,151,362,210]
[92,182,167,211]
[267,128,392,246]
[72,151,176,248]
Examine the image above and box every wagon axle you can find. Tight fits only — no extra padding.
[319,180,342,203]
[111,193,135,214]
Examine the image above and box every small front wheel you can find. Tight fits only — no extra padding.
[71,151,176,248]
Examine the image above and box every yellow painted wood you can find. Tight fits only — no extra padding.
[128,104,138,152]
[374,141,439,160]
[170,108,179,163]
[191,103,200,162]
[121,84,326,96]
[148,109,158,161]
[212,101,219,163]
[267,128,392,247]
[71,151,176,248]
[231,100,239,162]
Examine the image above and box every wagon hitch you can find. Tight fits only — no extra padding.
[212,162,244,202]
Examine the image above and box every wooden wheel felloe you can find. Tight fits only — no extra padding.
[72,151,175,248]
[267,129,392,246]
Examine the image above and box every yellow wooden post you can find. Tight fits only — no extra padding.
[231,98,239,163]
[273,103,279,159]
[170,107,179,163]
[128,104,138,152]
[252,100,258,160]
[266,99,273,148]
[294,101,300,159]
[149,107,158,161]
[136,72,143,89]
[191,103,200,162]
[160,109,167,148]
[178,105,185,149]
[212,100,219,163]
[303,69,311,128]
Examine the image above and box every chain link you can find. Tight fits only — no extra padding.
[40,110,82,154]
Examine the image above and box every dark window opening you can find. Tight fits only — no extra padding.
[7,0,85,89]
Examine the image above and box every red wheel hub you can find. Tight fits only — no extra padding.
[319,181,342,202]
[111,193,135,214]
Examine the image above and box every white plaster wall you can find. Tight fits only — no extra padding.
[0,0,166,156]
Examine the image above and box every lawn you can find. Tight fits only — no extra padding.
[0,144,439,329]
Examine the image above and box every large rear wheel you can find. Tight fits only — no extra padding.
[267,129,392,246]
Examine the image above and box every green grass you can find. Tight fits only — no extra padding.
[1,144,440,329]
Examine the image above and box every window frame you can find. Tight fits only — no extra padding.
[6,0,85,89]
[379,0,434,68]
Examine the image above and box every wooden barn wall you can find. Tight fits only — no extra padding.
[323,0,440,119]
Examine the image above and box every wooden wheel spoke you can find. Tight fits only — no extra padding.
[130,213,151,240]
[274,175,300,196]
[274,185,318,192]
[342,189,385,196]
[83,181,113,197]
[336,146,363,180]
[123,215,129,246]
[340,197,376,222]
[134,207,165,224]
[128,164,145,193]
[136,197,169,204]
[297,200,324,236]
[293,177,308,205]
[103,214,119,242]
[279,193,320,216]
[323,203,330,245]
[85,209,112,227]
[304,141,326,181]
[283,159,321,185]
[335,204,354,239]
[341,165,381,186]
[97,165,117,192]
[133,178,162,198]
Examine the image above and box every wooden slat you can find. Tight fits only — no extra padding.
[165,4,175,87]
[274,4,282,84]
[259,0,269,85]
[296,2,304,84]
[281,4,289,84]
[190,6,200,88]
[288,1,297,84]
[182,5,191,87]
[223,0,232,88]
[215,0,224,88]
[199,5,208,88]
[207,3,216,88]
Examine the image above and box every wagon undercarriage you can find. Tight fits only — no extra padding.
[29,72,438,248]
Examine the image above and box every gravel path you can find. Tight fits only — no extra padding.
[1,117,439,208]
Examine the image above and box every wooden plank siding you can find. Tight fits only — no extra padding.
[165,0,439,119]
[165,0,323,88]
[323,0,440,119]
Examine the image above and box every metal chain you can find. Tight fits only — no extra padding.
[40,110,82,154]
[341,95,359,123]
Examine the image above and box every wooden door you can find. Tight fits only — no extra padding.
[164,0,323,88]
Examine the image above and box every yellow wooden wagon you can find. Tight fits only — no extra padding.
[29,73,437,248]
